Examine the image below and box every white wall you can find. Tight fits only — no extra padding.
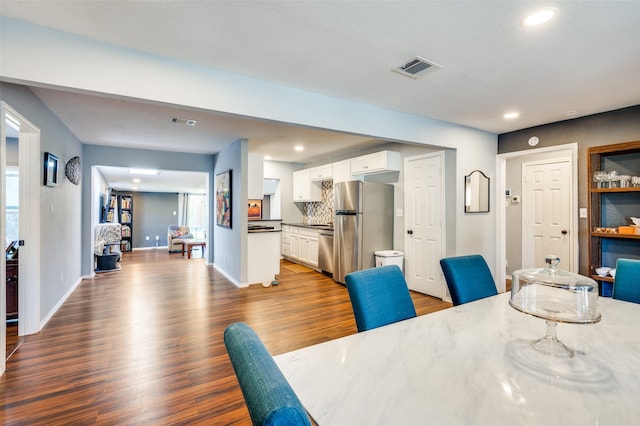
[1,17,498,270]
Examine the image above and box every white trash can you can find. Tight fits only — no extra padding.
[374,250,404,272]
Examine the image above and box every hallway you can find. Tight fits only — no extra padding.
[1,249,450,424]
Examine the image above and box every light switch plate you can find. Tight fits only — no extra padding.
[579,208,588,218]
[396,209,403,217]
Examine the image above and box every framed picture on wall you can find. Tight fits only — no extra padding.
[43,152,59,187]
[248,200,262,220]
[216,170,232,228]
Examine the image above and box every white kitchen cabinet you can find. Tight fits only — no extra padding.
[332,159,352,183]
[248,153,264,199]
[290,232,300,260]
[281,225,290,257]
[351,150,401,176]
[297,228,319,267]
[292,169,322,202]
[309,164,333,181]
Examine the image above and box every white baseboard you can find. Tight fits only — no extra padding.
[40,276,83,330]
[213,263,246,288]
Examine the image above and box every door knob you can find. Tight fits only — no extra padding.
[561,230,568,235]
[407,229,413,235]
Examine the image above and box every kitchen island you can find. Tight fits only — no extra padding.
[247,225,281,286]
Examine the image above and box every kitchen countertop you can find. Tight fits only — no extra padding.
[282,223,334,231]
[247,228,281,233]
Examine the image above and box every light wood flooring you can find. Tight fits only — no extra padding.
[1,249,450,425]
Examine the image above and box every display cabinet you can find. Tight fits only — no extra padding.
[587,140,640,295]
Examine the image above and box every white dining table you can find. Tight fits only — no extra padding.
[274,293,640,425]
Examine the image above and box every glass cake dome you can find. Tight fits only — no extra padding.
[510,255,601,358]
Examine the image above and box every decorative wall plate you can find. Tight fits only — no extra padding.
[65,156,81,185]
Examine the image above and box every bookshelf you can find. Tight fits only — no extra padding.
[118,194,133,252]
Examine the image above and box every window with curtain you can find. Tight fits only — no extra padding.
[179,193,207,239]
[5,168,19,247]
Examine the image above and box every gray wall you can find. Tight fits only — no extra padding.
[82,144,215,276]
[1,82,83,320]
[132,192,178,248]
[498,105,640,276]
[213,139,244,282]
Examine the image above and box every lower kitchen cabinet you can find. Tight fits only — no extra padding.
[281,225,320,269]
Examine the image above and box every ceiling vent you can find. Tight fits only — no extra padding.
[171,117,197,126]
[393,56,442,79]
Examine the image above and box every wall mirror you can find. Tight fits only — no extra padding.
[465,170,490,213]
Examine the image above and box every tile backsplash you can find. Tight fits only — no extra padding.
[303,181,334,225]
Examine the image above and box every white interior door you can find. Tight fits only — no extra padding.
[404,152,445,298]
[523,159,573,270]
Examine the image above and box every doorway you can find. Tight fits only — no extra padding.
[1,103,41,374]
[496,144,578,289]
[403,152,446,298]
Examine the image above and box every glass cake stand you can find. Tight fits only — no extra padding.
[509,255,601,358]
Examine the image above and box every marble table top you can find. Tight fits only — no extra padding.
[274,293,640,425]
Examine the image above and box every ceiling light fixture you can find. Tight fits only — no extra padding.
[503,112,520,119]
[264,155,272,160]
[132,178,141,183]
[129,168,160,175]
[294,145,304,152]
[521,8,557,27]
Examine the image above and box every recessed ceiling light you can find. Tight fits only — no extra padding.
[294,145,304,152]
[129,168,160,175]
[132,178,141,183]
[564,110,578,116]
[503,112,520,119]
[521,8,556,27]
[264,155,272,160]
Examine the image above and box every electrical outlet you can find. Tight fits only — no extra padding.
[146,236,150,240]
[155,235,159,240]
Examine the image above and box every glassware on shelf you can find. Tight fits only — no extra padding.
[510,255,601,358]
[606,170,619,188]
[593,171,606,188]
[619,175,631,188]
[632,176,640,187]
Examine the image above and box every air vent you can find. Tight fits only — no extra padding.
[171,117,197,126]
[393,56,442,79]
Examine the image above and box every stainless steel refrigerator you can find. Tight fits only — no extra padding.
[333,181,394,284]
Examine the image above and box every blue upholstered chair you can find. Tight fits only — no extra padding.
[344,265,417,332]
[223,322,312,426]
[439,255,498,306]
[612,258,640,304]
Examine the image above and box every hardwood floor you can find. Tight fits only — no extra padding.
[1,249,451,425]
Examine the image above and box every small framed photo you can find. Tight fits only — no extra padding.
[44,152,59,187]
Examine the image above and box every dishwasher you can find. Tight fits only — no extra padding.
[318,231,334,277]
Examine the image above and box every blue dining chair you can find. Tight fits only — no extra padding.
[439,255,498,306]
[224,322,312,426]
[345,264,417,332]
[612,258,640,304]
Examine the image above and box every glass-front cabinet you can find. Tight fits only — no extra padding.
[587,140,640,296]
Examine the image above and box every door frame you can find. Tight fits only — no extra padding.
[403,151,446,299]
[496,143,578,289]
[1,102,41,375]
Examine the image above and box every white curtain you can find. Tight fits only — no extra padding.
[178,193,191,226]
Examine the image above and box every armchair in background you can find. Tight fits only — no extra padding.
[168,225,193,253]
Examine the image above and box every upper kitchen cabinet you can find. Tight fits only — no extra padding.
[309,164,333,181]
[293,169,322,202]
[351,150,401,176]
[332,159,352,183]
[248,154,264,199]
